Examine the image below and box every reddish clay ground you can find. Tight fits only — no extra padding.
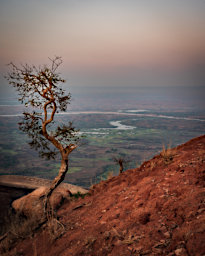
[4,135,205,255]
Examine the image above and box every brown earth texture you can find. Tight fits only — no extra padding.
[1,135,205,256]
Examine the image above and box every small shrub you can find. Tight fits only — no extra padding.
[161,144,176,164]
[71,192,87,199]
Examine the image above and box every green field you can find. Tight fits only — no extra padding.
[0,112,204,188]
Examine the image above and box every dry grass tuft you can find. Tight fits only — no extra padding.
[0,212,41,255]
[161,144,176,165]
[106,171,114,180]
[149,161,156,170]
[0,205,65,255]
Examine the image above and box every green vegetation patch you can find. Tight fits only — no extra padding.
[68,167,82,174]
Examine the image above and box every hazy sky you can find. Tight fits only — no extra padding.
[0,0,205,91]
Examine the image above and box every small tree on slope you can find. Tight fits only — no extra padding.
[6,57,79,212]
[113,156,130,174]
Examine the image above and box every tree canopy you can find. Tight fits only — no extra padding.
[6,57,79,160]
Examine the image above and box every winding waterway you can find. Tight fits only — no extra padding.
[109,120,135,130]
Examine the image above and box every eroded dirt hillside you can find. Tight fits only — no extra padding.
[3,135,205,256]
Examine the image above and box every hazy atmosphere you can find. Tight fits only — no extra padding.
[0,0,205,95]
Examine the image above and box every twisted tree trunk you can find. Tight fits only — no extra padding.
[46,158,69,199]
[44,145,77,214]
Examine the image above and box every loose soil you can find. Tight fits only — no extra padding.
[1,135,205,256]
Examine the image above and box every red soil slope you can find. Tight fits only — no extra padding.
[4,135,205,255]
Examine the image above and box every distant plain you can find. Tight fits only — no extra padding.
[0,86,204,188]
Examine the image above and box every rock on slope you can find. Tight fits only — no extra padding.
[2,135,205,256]
[0,175,88,194]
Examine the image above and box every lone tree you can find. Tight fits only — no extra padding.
[6,57,79,209]
[113,156,130,174]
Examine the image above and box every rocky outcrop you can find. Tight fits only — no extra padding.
[0,175,88,194]
[0,176,88,234]
[12,186,72,218]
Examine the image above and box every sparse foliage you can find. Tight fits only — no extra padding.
[6,57,80,212]
[113,156,130,174]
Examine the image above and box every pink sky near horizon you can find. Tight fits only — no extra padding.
[0,0,205,88]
